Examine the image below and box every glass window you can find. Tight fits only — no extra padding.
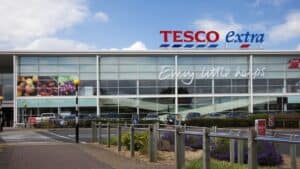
[20,65,38,72]
[287,79,300,93]
[215,79,231,93]
[39,65,57,72]
[58,65,78,72]
[268,79,283,93]
[39,57,58,64]
[58,57,79,64]
[79,57,95,64]
[253,79,267,93]
[20,57,38,64]
[80,65,96,72]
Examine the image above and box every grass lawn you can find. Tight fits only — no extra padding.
[186,159,278,169]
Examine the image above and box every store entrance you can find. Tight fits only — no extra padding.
[3,108,13,127]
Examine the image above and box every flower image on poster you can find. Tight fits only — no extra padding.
[38,76,58,96]
[17,76,38,96]
[58,75,77,96]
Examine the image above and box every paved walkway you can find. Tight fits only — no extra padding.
[0,128,175,169]
[0,144,113,169]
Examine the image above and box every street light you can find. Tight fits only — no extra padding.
[0,96,3,132]
[74,79,80,143]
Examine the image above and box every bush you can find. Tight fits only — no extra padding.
[102,136,118,146]
[210,138,283,166]
[185,118,252,128]
[186,159,277,169]
[159,131,202,150]
[121,131,148,154]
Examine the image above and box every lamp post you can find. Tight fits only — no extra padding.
[0,96,3,132]
[74,79,80,143]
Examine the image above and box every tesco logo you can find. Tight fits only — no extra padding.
[160,30,264,49]
[160,30,219,43]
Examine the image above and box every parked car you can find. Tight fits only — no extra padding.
[166,114,176,124]
[226,112,249,119]
[204,112,227,119]
[185,112,201,121]
[143,113,159,121]
[35,113,56,124]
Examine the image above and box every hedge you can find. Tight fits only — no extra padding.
[185,113,300,128]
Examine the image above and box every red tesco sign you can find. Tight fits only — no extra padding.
[160,30,220,43]
[288,58,300,69]
[255,119,266,136]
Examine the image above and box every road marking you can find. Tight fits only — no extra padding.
[47,131,87,144]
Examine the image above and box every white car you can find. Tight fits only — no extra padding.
[35,113,56,123]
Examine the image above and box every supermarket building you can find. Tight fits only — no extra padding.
[0,50,299,127]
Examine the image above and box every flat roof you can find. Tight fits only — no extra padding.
[0,50,299,55]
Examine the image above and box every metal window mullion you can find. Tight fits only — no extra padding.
[249,54,253,113]
[96,55,100,117]
[175,55,178,115]
[13,55,18,127]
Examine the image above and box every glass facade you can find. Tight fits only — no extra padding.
[14,53,300,123]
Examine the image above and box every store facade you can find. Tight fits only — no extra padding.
[0,50,298,126]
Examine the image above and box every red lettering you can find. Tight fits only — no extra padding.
[195,31,206,42]
[206,31,219,42]
[173,30,183,42]
[160,30,172,42]
[183,31,194,42]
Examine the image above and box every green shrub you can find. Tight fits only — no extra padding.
[102,136,118,145]
[185,118,252,127]
[186,159,277,169]
[121,131,149,154]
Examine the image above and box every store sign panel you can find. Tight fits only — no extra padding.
[159,30,264,49]
[158,66,266,85]
[288,58,300,69]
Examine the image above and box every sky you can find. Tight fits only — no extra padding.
[1,0,300,50]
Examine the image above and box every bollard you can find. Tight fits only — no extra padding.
[248,128,257,169]
[98,122,102,144]
[230,139,235,163]
[290,135,297,169]
[148,124,157,162]
[107,122,111,147]
[203,127,210,169]
[237,140,244,164]
[130,125,135,157]
[117,123,122,151]
[91,122,97,142]
[175,126,185,169]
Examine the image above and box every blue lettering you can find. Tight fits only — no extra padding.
[256,34,264,43]
[225,31,235,43]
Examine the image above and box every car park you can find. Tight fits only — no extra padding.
[185,112,201,121]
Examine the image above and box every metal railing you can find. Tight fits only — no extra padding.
[91,122,300,169]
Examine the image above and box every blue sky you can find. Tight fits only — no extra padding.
[1,0,300,50]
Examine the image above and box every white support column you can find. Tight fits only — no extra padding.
[13,54,18,127]
[249,54,254,113]
[96,55,100,117]
[136,80,140,119]
[175,55,178,115]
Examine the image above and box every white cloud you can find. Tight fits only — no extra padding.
[297,44,300,50]
[122,41,147,50]
[16,37,95,51]
[269,11,300,41]
[94,11,109,23]
[252,0,286,7]
[193,18,242,39]
[0,0,88,48]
